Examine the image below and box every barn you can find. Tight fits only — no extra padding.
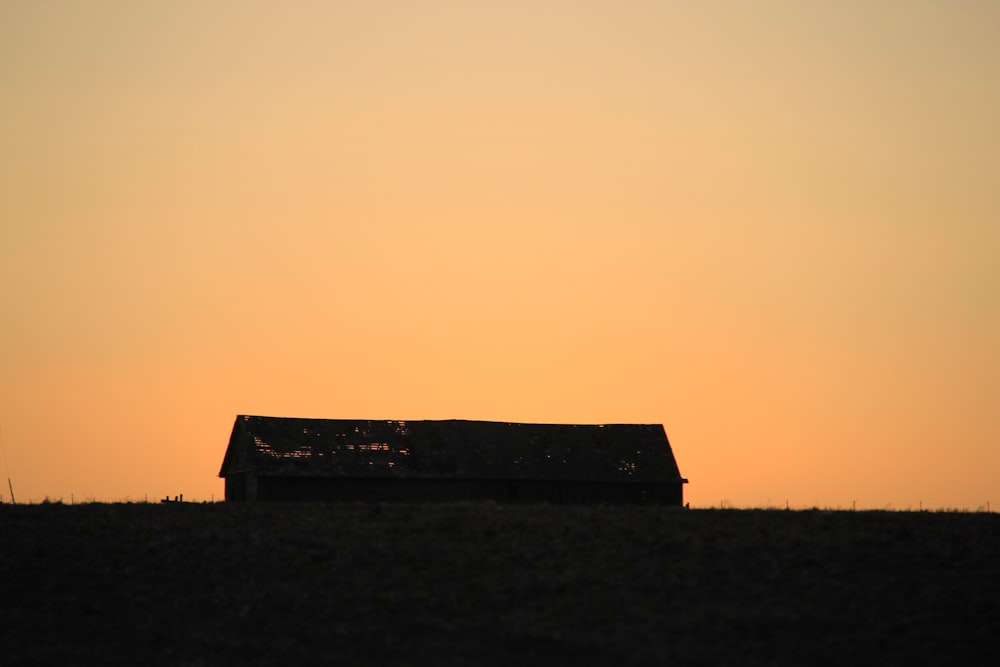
[219,415,688,505]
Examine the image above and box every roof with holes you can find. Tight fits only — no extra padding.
[219,415,685,483]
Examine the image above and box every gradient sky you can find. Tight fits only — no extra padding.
[2,1,998,508]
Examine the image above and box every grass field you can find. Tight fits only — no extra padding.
[1,502,997,665]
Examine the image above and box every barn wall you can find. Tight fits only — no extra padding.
[224,472,257,502]
[250,476,684,506]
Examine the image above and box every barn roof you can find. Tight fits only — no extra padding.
[219,415,686,484]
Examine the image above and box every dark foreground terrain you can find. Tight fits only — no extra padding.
[1,503,997,666]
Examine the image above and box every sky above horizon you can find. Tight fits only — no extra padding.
[2,1,998,508]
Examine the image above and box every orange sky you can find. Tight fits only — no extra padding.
[2,1,998,508]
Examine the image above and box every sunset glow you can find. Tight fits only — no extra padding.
[2,1,998,508]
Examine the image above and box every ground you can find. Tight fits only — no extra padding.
[1,502,997,665]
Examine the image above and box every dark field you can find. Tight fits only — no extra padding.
[1,503,998,666]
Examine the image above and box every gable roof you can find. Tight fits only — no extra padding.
[219,415,686,484]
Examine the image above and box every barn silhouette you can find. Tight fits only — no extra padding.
[219,415,687,505]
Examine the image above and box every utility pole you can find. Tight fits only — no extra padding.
[1,425,14,504]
